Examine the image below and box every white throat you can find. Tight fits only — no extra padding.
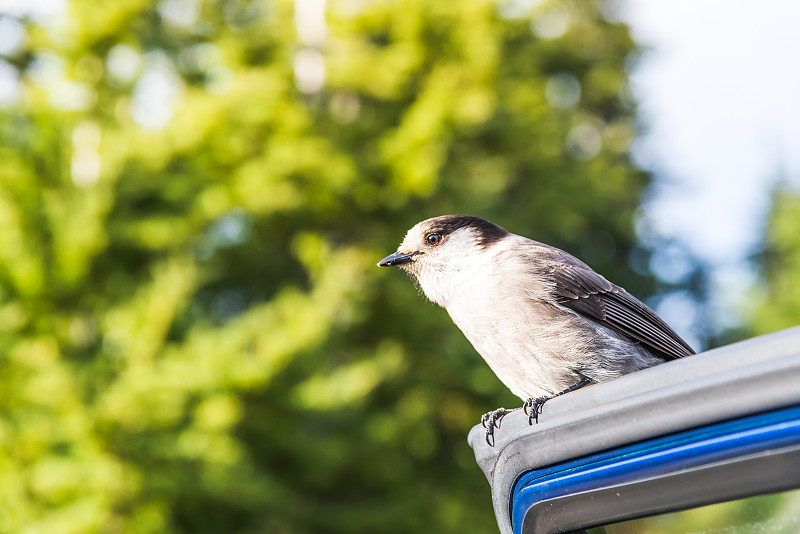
[413,229,495,308]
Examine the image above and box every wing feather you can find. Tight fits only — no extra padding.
[548,258,694,360]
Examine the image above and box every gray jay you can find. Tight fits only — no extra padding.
[378,215,694,445]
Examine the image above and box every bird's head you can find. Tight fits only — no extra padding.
[378,215,510,305]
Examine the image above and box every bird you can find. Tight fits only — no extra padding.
[378,215,695,445]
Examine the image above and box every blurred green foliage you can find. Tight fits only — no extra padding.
[750,188,800,335]
[0,0,654,532]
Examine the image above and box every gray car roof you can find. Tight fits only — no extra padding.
[468,325,800,534]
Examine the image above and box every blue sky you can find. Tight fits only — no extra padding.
[621,1,800,342]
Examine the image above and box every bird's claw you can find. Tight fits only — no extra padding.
[523,396,551,425]
[481,408,511,447]
[481,394,560,446]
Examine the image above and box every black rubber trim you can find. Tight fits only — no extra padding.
[522,445,800,534]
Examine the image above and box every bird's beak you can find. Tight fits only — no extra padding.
[377,251,416,267]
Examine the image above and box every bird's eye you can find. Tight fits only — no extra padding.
[426,233,442,246]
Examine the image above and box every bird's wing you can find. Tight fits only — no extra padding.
[545,253,695,360]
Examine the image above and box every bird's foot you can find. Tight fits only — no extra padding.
[523,396,550,425]
[523,377,594,425]
[481,407,513,447]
